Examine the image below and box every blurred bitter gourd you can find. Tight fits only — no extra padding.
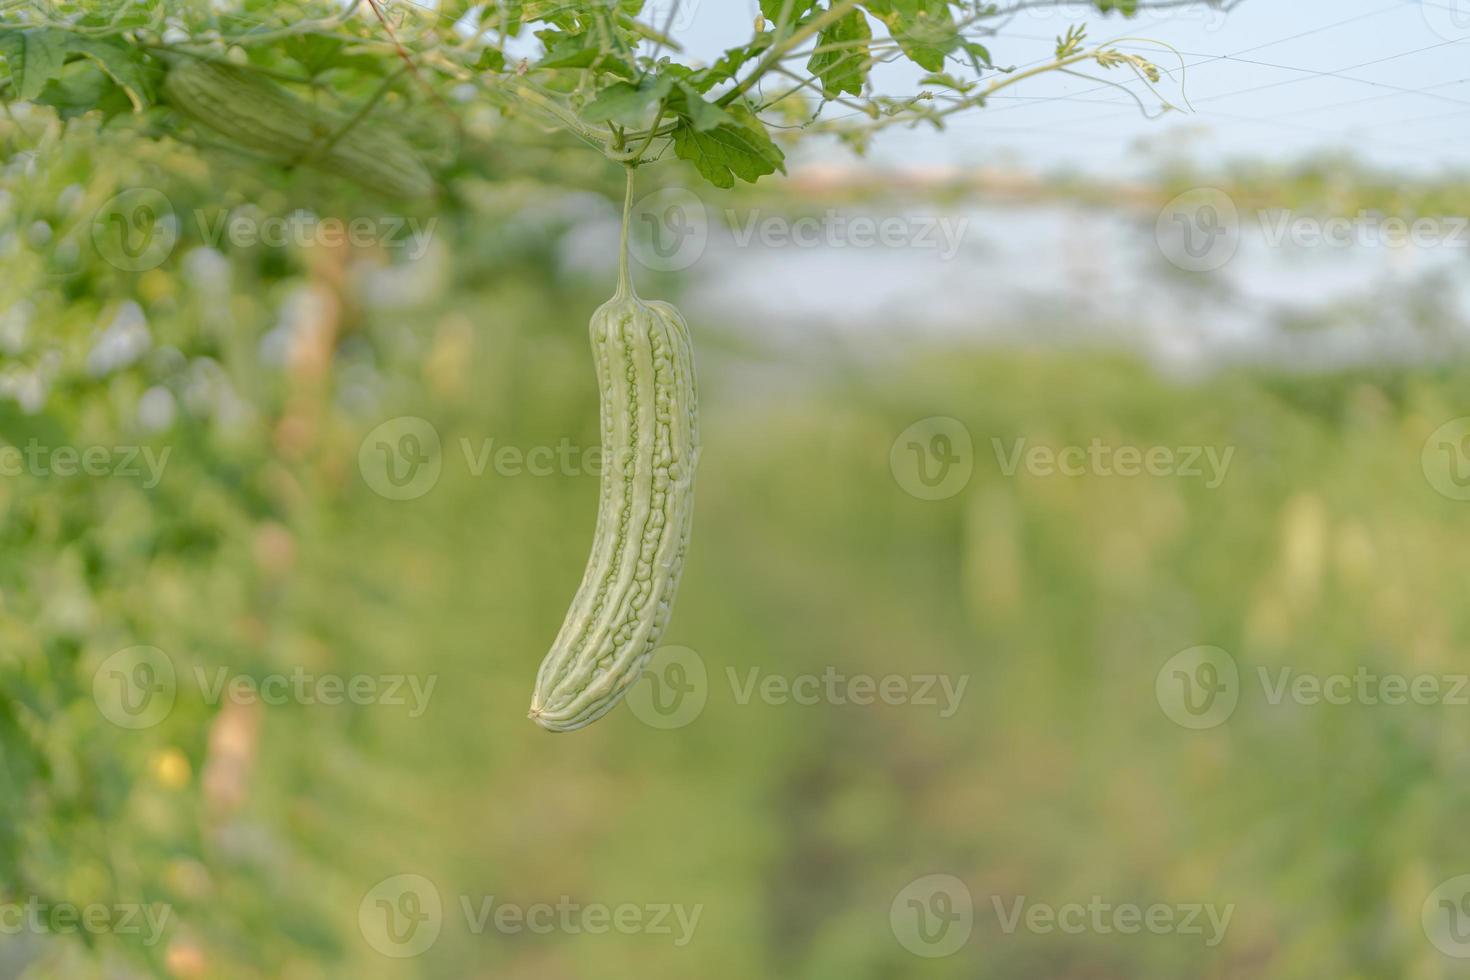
[161,57,434,199]
[529,169,699,732]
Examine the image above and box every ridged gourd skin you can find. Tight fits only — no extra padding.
[529,283,699,732]
[161,58,435,200]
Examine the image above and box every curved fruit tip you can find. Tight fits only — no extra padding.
[528,701,564,733]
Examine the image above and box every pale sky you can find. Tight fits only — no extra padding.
[658,0,1470,176]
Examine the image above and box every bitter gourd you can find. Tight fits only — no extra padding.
[161,57,434,200]
[529,169,699,732]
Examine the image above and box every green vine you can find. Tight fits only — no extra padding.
[0,0,1214,192]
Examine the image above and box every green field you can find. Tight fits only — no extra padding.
[3,13,1470,970]
[6,141,1470,975]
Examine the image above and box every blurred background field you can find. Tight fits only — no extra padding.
[5,80,1470,980]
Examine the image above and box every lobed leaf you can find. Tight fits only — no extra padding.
[863,0,958,72]
[581,75,673,127]
[671,104,784,188]
[0,28,70,102]
[808,8,872,99]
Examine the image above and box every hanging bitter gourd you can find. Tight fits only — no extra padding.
[529,168,699,733]
[160,56,435,200]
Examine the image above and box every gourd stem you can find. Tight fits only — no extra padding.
[617,165,636,299]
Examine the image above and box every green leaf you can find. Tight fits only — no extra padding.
[67,36,155,111]
[0,28,70,102]
[521,0,582,24]
[483,0,525,35]
[33,61,131,122]
[919,71,972,93]
[537,29,635,77]
[475,48,507,73]
[807,8,871,99]
[670,80,731,131]
[537,30,603,69]
[760,0,819,24]
[689,35,773,93]
[672,105,784,189]
[866,0,957,72]
[961,39,993,69]
[1095,0,1140,14]
[0,27,154,113]
[283,35,345,76]
[581,75,672,127]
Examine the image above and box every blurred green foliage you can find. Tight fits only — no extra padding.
[2,97,1470,980]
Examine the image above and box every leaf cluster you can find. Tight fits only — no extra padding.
[0,1,1209,189]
